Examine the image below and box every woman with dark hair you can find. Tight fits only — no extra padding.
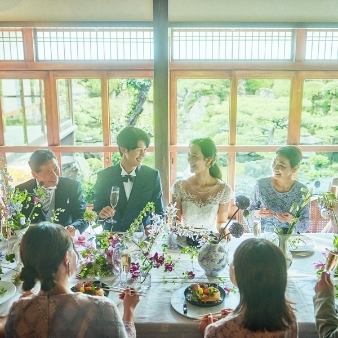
[199,238,298,337]
[4,222,139,338]
[170,138,232,233]
[248,145,310,233]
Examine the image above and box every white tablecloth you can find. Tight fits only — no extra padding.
[0,233,334,337]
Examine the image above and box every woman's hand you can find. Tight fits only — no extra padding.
[198,313,218,335]
[259,208,274,218]
[315,271,334,293]
[119,286,140,322]
[274,212,293,224]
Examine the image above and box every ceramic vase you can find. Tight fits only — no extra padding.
[277,233,293,270]
[198,241,229,277]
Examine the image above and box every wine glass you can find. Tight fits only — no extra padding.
[120,252,131,286]
[325,250,338,273]
[252,216,261,238]
[133,223,144,244]
[264,222,277,243]
[132,224,145,259]
[106,186,120,225]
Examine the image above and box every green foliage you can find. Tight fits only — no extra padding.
[245,79,274,93]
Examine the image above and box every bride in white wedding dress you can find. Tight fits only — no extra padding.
[170,138,232,233]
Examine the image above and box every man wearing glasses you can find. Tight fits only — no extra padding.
[94,126,163,232]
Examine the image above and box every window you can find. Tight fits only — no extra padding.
[172,28,293,60]
[35,27,154,61]
[0,29,24,60]
[1,79,47,146]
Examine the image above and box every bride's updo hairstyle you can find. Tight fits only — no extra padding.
[19,222,72,292]
[190,138,222,179]
[232,238,293,332]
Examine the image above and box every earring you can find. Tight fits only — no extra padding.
[67,261,71,277]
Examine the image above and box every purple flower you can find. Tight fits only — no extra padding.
[33,196,40,204]
[313,261,325,271]
[130,262,141,279]
[235,195,250,210]
[164,262,174,272]
[224,286,231,294]
[187,271,195,279]
[229,222,245,238]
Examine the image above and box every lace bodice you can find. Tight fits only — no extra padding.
[248,177,310,233]
[170,179,232,232]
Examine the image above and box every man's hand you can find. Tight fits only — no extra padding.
[315,271,334,293]
[66,225,76,236]
[98,206,116,220]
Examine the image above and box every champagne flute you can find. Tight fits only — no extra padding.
[133,224,144,259]
[120,253,131,286]
[106,186,120,225]
[252,216,261,238]
[325,250,338,273]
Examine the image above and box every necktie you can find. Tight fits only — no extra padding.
[122,175,134,183]
[41,189,54,214]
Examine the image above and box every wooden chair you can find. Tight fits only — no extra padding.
[306,198,329,233]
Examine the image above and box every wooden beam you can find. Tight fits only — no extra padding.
[153,0,169,207]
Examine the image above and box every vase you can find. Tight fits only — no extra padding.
[277,233,293,270]
[12,227,29,266]
[198,241,229,277]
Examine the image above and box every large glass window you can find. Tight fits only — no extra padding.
[176,79,230,145]
[109,78,154,145]
[57,78,103,146]
[302,79,338,145]
[1,79,47,146]
[237,79,291,145]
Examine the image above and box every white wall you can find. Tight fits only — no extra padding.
[0,0,336,23]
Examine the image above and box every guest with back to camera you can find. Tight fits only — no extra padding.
[199,238,298,337]
[3,222,139,338]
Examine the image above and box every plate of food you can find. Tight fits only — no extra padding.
[71,281,109,297]
[288,234,314,252]
[184,282,225,308]
[0,281,16,305]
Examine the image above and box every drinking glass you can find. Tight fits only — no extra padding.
[133,223,145,245]
[252,216,262,238]
[106,186,120,225]
[264,223,277,243]
[325,250,338,273]
[120,252,131,286]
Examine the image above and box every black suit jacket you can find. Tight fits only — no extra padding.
[93,164,163,232]
[16,177,87,232]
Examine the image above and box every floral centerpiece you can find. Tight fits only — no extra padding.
[275,188,312,235]
[317,191,338,226]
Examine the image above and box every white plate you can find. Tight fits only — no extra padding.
[288,234,314,252]
[0,281,16,304]
[171,285,239,319]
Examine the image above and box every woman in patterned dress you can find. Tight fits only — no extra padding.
[248,145,310,233]
[170,138,232,233]
[199,238,298,338]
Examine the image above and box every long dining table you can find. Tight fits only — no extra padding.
[0,232,335,337]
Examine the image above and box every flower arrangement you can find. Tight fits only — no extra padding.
[317,191,338,225]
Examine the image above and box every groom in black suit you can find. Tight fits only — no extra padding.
[94,126,163,232]
[16,149,87,234]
